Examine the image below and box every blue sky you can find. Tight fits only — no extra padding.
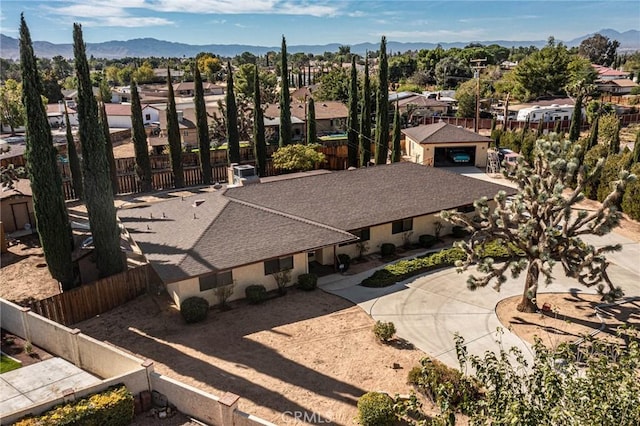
[1,0,638,46]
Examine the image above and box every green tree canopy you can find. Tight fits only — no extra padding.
[0,79,25,134]
[578,33,620,66]
[513,38,571,101]
[272,143,325,172]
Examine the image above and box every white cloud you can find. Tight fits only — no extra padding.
[458,15,539,24]
[85,16,175,27]
[147,0,338,16]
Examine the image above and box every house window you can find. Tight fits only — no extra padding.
[264,256,294,275]
[457,204,475,213]
[353,228,371,241]
[199,270,233,291]
[145,114,151,121]
[183,130,189,137]
[392,218,413,234]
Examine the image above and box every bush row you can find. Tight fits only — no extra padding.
[16,385,134,426]
[361,240,515,288]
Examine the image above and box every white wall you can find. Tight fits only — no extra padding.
[107,115,132,129]
[142,106,159,125]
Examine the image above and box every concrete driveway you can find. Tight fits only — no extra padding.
[319,232,640,368]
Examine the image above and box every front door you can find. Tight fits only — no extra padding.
[11,202,31,233]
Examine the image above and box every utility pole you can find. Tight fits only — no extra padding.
[470,58,486,133]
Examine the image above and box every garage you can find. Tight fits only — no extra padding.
[433,146,476,167]
[402,122,493,168]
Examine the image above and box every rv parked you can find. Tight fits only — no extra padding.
[516,104,575,122]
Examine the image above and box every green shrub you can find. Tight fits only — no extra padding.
[418,234,437,248]
[245,285,267,304]
[297,273,318,291]
[409,358,480,414]
[16,385,134,426]
[451,225,469,238]
[360,241,518,288]
[180,296,209,324]
[361,269,397,288]
[622,163,640,221]
[380,243,396,256]
[337,253,351,272]
[373,320,396,342]
[357,392,396,426]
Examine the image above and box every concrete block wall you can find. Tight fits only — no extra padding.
[0,298,273,426]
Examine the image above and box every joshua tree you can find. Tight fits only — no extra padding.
[441,139,635,312]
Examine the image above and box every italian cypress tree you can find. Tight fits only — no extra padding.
[307,97,316,145]
[347,56,359,168]
[64,103,83,200]
[631,131,640,166]
[279,36,292,147]
[20,15,75,289]
[308,63,312,85]
[98,99,118,194]
[391,103,401,162]
[226,61,240,164]
[568,94,583,142]
[253,65,267,177]
[359,52,371,167]
[193,65,212,185]
[130,81,152,192]
[166,68,184,188]
[608,119,621,156]
[586,115,599,151]
[375,36,389,165]
[73,23,123,277]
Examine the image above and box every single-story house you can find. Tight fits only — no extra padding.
[596,79,639,95]
[395,94,450,124]
[103,103,160,128]
[156,106,220,148]
[264,100,348,136]
[46,103,78,128]
[592,64,631,81]
[172,82,224,97]
[263,116,306,143]
[119,162,512,308]
[1,179,35,235]
[402,122,492,168]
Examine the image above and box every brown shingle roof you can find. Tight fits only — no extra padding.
[1,178,32,200]
[397,95,449,109]
[401,122,492,145]
[118,190,354,283]
[264,100,347,121]
[225,162,513,230]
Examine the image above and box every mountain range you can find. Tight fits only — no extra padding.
[1,29,638,60]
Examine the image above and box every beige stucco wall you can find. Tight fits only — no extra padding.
[167,252,309,308]
[335,214,453,260]
[1,196,35,233]
[405,137,489,168]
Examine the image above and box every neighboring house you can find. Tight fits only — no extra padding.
[592,64,631,81]
[46,103,78,128]
[263,115,306,143]
[402,121,492,167]
[597,79,639,95]
[103,103,159,128]
[119,162,512,308]
[394,94,450,124]
[264,100,348,136]
[173,82,224,97]
[156,105,219,148]
[1,179,35,235]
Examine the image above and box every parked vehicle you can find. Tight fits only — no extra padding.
[448,149,471,163]
[516,104,575,122]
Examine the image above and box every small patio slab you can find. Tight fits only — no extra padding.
[0,357,101,416]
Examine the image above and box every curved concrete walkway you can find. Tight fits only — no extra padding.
[319,232,640,368]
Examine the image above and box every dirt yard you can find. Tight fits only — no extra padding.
[496,293,640,349]
[76,290,429,425]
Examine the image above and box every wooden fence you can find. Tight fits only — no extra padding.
[28,263,151,326]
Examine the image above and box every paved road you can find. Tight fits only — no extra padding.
[319,232,640,368]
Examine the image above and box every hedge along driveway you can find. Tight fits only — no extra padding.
[360,241,515,288]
